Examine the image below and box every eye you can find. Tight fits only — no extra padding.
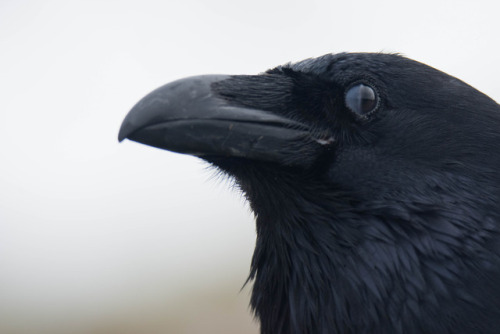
[345,83,378,116]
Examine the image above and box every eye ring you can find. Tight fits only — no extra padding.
[344,82,379,117]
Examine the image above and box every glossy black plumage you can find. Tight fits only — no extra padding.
[119,53,500,334]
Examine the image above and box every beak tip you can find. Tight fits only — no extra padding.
[118,121,132,143]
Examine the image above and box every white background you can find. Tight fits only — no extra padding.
[1,0,499,333]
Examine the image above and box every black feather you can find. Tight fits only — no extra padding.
[120,53,500,334]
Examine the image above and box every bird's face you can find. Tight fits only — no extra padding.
[119,53,499,204]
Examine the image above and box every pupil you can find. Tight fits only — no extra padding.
[361,92,375,110]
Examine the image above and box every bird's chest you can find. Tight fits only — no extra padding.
[250,224,484,334]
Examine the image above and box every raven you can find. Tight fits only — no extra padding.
[119,53,500,334]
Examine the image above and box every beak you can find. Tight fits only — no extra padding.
[119,75,327,166]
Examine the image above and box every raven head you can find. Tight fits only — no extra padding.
[119,53,500,334]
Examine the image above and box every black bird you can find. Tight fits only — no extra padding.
[119,53,500,334]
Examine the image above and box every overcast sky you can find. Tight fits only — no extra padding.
[1,0,499,331]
